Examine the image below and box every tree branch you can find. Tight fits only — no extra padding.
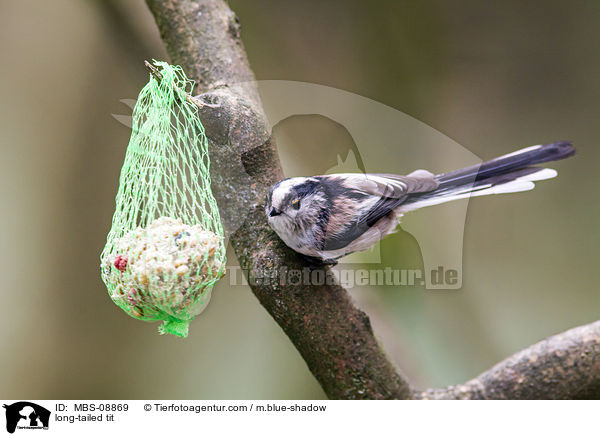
[417,320,600,399]
[145,0,412,399]
[144,0,599,399]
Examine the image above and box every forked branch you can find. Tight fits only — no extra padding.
[144,0,599,399]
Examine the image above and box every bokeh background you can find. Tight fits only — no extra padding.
[1,0,598,399]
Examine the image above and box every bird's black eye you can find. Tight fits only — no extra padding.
[291,199,301,210]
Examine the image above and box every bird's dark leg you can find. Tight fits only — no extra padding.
[300,254,338,267]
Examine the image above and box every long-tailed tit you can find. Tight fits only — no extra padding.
[265,141,575,264]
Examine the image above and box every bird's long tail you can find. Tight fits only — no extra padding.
[401,141,575,211]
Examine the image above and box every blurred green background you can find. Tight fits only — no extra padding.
[0,0,598,399]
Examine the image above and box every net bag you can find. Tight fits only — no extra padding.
[100,61,226,338]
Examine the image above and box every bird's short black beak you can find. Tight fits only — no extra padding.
[269,207,281,217]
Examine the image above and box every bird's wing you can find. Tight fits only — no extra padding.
[360,171,438,225]
[320,172,438,251]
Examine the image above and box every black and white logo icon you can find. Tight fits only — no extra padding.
[3,402,50,434]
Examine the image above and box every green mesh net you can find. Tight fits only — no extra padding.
[100,60,226,338]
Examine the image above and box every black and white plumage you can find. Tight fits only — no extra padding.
[265,141,575,263]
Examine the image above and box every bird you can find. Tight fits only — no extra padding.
[265,141,575,264]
